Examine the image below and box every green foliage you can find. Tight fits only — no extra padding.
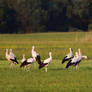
[0,0,91,33]
[88,24,92,30]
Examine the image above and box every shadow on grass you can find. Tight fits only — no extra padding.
[50,66,92,71]
[81,67,92,70]
[49,67,65,71]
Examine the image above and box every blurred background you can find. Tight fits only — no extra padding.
[0,0,92,33]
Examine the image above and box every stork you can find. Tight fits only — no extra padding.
[31,46,39,61]
[31,46,41,67]
[20,54,35,70]
[5,49,18,68]
[39,52,52,72]
[62,48,73,64]
[66,52,79,69]
[66,48,87,69]
[21,54,26,63]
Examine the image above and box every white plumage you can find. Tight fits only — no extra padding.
[31,46,39,61]
[71,52,79,63]
[5,49,10,61]
[20,54,35,69]
[62,48,73,64]
[21,54,26,63]
[5,49,18,67]
[43,52,52,72]
[27,58,35,63]
[9,49,16,60]
[82,56,87,59]
[43,52,52,64]
[66,48,73,59]
[31,46,40,68]
[66,48,87,69]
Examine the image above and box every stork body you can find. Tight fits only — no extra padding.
[9,49,18,64]
[31,46,43,68]
[20,54,35,70]
[66,48,87,69]
[31,46,39,61]
[5,49,18,67]
[39,52,52,72]
[66,52,80,69]
[62,48,73,64]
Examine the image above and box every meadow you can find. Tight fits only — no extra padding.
[0,32,92,92]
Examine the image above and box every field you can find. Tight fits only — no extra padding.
[0,32,92,92]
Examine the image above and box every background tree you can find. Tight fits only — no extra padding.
[0,0,91,33]
[0,0,18,33]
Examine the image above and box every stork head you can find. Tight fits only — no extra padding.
[5,49,8,53]
[78,48,82,55]
[21,54,26,63]
[10,49,12,52]
[23,54,25,58]
[78,48,81,52]
[69,48,73,52]
[32,46,35,50]
[75,52,78,57]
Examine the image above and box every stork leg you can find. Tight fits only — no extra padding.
[33,58,36,68]
[34,62,36,68]
[10,63,14,68]
[44,64,48,72]
[24,65,30,71]
[27,64,31,71]
[76,65,79,70]
[45,67,48,72]
[24,66,27,70]
[76,63,79,70]
[70,66,73,70]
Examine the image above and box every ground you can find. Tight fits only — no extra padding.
[0,32,92,92]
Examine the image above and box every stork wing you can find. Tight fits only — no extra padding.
[43,58,51,64]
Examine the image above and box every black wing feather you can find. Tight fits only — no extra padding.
[20,60,32,68]
[10,58,18,64]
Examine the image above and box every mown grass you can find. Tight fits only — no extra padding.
[0,32,92,60]
[0,60,92,92]
[0,32,92,92]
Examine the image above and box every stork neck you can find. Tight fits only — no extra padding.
[50,55,52,59]
[6,52,8,55]
[9,52,12,55]
[23,56,25,59]
[79,50,81,56]
[32,48,34,52]
[6,51,9,57]
[70,49,72,53]
[6,49,8,54]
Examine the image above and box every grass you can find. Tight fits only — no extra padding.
[0,32,92,92]
[0,60,92,92]
[0,32,92,60]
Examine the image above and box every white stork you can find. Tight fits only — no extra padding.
[20,54,35,70]
[66,48,87,69]
[31,46,41,67]
[62,48,73,64]
[39,52,52,72]
[21,54,26,63]
[31,46,39,61]
[5,49,18,67]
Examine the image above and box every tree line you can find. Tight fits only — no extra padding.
[0,0,92,33]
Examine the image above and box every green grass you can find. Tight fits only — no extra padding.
[0,60,92,92]
[0,32,92,60]
[0,32,92,92]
